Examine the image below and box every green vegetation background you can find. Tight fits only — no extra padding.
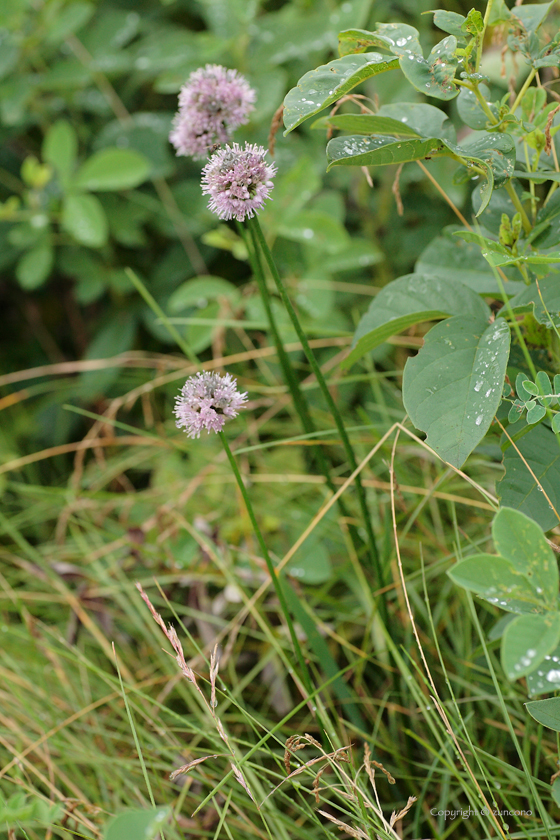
[1,0,555,838]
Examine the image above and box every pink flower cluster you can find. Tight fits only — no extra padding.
[174,371,248,438]
[201,143,277,222]
[169,64,255,160]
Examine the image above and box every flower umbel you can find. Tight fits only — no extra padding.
[174,372,248,438]
[201,142,277,222]
[169,64,255,160]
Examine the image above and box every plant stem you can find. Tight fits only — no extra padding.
[504,182,532,235]
[472,84,497,125]
[218,430,313,694]
[125,268,199,363]
[510,67,537,115]
[240,221,371,581]
[248,216,385,594]
[476,0,495,71]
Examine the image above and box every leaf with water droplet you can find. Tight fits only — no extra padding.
[497,422,560,531]
[448,554,549,614]
[502,613,560,680]
[403,315,510,467]
[492,507,559,607]
[345,273,489,368]
[283,53,399,133]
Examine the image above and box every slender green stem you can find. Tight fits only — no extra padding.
[218,431,313,695]
[125,268,198,363]
[504,182,532,235]
[476,0,495,71]
[241,220,359,529]
[510,67,537,115]
[472,84,497,125]
[247,216,384,594]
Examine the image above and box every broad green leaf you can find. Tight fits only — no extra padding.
[527,404,547,424]
[283,53,399,134]
[432,11,466,38]
[398,35,459,101]
[509,277,560,329]
[168,277,239,313]
[94,113,174,180]
[62,194,108,248]
[511,3,553,36]
[526,697,560,731]
[286,535,333,584]
[345,274,489,368]
[448,554,548,614]
[461,132,516,190]
[15,241,53,290]
[0,29,18,81]
[104,806,171,840]
[79,312,136,396]
[497,422,560,531]
[502,613,560,679]
[533,190,560,249]
[457,84,498,130]
[326,134,460,170]
[73,148,151,191]
[42,120,78,183]
[338,28,392,56]
[377,102,455,141]
[44,1,94,43]
[402,315,510,467]
[526,643,560,695]
[276,210,350,253]
[310,239,382,273]
[312,113,421,137]
[415,227,524,295]
[493,507,559,606]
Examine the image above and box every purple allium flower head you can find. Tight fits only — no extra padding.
[169,64,256,160]
[201,142,277,222]
[174,371,248,438]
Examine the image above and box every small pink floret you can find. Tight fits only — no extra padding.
[174,371,248,438]
[169,64,256,160]
[201,142,277,222]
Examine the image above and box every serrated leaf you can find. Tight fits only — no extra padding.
[402,315,510,467]
[283,53,399,134]
[448,554,548,613]
[526,697,560,731]
[497,422,560,531]
[492,507,559,607]
[73,148,151,191]
[345,274,489,368]
[502,613,560,679]
[62,194,108,248]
